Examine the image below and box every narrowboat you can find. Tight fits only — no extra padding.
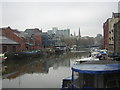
[62,60,120,89]
[14,50,42,59]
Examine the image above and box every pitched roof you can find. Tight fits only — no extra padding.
[113,13,120,18]
[0,36,20,44]
[25,28,42,35]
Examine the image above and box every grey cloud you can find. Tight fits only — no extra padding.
[2,2,118,37]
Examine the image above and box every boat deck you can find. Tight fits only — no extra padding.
[81,60,120,64]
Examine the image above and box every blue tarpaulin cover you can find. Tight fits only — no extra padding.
[72,64,120,74]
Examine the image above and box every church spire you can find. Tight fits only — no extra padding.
[74,31,76,37]
[78,27,81,37]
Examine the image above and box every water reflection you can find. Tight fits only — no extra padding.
[2,51,89,88]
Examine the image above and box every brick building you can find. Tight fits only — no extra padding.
[24,28,42,50]
[108,13,120,52]
[25,28,42,35]
[103,19,110,50]
[0,36,20,53]
[32,35,42,49]
[103,13,120,53]
[114,20,120,53]
[1,27,42,52]
[1,27,26,51]
[25,35,42,50]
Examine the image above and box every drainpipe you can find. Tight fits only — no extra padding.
[72,71,74,88]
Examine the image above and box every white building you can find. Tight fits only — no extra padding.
[47,27,70,38]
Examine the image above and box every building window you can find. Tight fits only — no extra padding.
[13,46,16,52]
[3,46,7,53]
[112,30,114,32]
[112,37,114,40]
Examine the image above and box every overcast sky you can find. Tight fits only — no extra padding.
[1,1,119,37]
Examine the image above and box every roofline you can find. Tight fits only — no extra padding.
[72,67,120,74]
[0,43,20,45]
[72,63,120,74]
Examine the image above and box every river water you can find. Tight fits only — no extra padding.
[2,51,89,88]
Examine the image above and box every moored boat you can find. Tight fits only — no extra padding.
[0,54,7,63]
[75,57,99,64]
[74,51,100,64]
[14,50,42,59]
[61,60,120,89]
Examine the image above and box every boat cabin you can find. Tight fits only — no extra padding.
[62,60,120,89]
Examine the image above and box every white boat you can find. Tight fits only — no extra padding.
[75,49,109,64]
[75,56,99,64]
[74,50,101,64]
[0,54,7,63]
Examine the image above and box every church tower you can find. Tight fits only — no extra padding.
[78,27,81,37]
